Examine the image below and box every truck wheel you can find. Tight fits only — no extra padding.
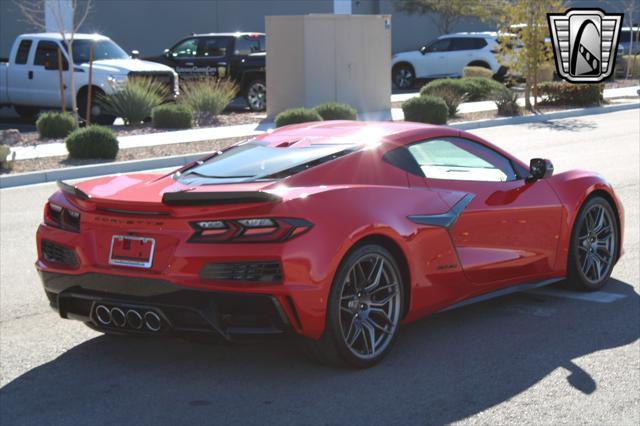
[245,79,266,111]
[14,105,39,121]
[78,88,115,125]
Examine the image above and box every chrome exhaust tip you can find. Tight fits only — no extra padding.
[144,311,162,332]
[111,307,126,327]
[126,309,143,330]
[95,305,112,325]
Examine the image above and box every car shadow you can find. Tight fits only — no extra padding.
[1,278,637,425]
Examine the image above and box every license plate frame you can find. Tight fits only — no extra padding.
[108,235,155,269]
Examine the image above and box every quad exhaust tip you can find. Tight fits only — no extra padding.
[94,304,162,332]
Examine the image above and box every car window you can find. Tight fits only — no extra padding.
[234,35,265,55]
[170,38,199,58]
[450,37,488,51]
[428,39,451,52]
[407,138,517,182]
[14,40,32,64]
[201,38,229,58]
[33,41,66,68]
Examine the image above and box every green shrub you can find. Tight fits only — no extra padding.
[151,104,193,129]
[538,82,604,107]
[420,79,468,116]
[313,102,357,120]
[402,96,448,124]
[494,87,521,116]
[99,77,169,125]
[463,66,494,79]
[616,55,640,78]
[274,108,323,127]
[460,77,506,101]
[65,126,119,159]
[179,77,238,116]
[36,112,77,139]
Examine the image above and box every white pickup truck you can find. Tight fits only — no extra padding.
[0,33,178,124]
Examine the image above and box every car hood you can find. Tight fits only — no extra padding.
[392,50,423,64]
[81,59,176,75]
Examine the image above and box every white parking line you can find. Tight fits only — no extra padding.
[527,288,627,303]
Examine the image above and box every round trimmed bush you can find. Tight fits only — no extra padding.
[275,108,323,128]
[65,126,119,159]
[313,102,357,120]
[420,79,468,116]
[36,112,77,139]
[152,104,193,129]
[463,66,494,79]
[402,96,448,125]
[459,77,505,101]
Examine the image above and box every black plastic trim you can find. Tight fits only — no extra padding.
[408,193,475,228]
[162,190,281,205]
[57,180,90,201]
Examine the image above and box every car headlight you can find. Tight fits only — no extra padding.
[107,74,127,89]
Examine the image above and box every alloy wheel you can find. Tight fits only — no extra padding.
[577,204,615,283]
[394,68,414,89]
[247,82,266,111]
[338,254,401,360]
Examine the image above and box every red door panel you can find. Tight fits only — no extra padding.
[432,179,563,288]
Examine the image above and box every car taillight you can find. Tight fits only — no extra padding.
[44,202,81,232]
[189,218,312,243]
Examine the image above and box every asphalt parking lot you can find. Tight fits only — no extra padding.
[0,108,638,425]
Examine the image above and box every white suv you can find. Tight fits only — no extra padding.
[391,32,506,89]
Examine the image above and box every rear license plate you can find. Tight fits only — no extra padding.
[109,235,155,268]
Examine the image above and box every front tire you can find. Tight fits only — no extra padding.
[392,64,415,90]
[567,196,619,291]
[78,88,115,125]
[307,244,404,368]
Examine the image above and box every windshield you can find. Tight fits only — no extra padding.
[177,141,358,185]
[72,39,129,63]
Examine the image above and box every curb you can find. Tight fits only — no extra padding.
[1,101,638,189]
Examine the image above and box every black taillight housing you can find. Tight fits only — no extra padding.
[189,218,312,243]
[44,202,81,232]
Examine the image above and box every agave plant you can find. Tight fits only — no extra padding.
[179,77,238,120]
[99,77,170,125]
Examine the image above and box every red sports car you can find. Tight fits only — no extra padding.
[36,121,624,367]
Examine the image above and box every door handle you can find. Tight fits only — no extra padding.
[28,70,33,80]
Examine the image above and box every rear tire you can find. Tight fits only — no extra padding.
[78,88,115,125]
[244,78,266,111]
[306,244,404,368]
[567,196,619,291]
[14,105,39,120]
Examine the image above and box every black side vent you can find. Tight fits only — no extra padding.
[41,240,78,267]
[200,262,282,283]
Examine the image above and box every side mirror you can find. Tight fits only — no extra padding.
[163,48,170,57]
[528,158,554,181]
[131,50,140,59]
[419,45,428,55]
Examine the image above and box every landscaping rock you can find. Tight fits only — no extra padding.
[0,129,22,146]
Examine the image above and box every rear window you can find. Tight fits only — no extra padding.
[176,141,358,185]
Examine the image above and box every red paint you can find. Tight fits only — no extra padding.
[35,121,624,339]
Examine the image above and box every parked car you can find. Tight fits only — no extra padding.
[391,32,507,89]
[0,33,178,124]
[619,26,640,55]
[37,121,623,368]
[146,32,266,111]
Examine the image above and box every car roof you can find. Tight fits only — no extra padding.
[254,121,455,148]
[440,32,497,39]
[189,32,265,38]
[19,33,110,41]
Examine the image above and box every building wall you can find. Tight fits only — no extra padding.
[2,0,638,59]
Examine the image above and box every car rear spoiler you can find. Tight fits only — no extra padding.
[161,191,281,205]
[57,181,90,201]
